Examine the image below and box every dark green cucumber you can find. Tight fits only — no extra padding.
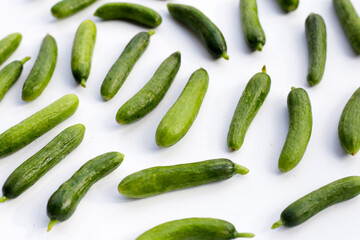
[272,176,360,229]
[137,218,254,239]
[306,13,327,86]
[277,0,299,13]
[118,159,248,199]
[0,33,22,65]
[227,66,270,151]
[71,20,97,88]
[51,0,98,19]
[155,68,208,147]
[240,0,266,51]
[0,124,85,202]
[116,51,181,124]
[0,94,79,158]
[94,3,162,28]
[100,30,154,101]
[167,3,229,60]
[22,34,57,101]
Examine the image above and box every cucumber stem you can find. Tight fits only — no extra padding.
[0,196,8,203]
[256,43,263,52]
[221,52,229,60]
[271,219,284,229]
[47,220,59,232]
[80,79,87,88]
[262,65,267,73]
[20,57,31,65]
[147,30,156,36]
[291,87,296,91]
[234,163,249,175]
[235,232,255,238]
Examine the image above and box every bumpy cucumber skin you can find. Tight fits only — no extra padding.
[167,3,228,59]
[71,20,97,88]
[227,70,271,151]
[47,152,124,222]
[116,51,181,124]
[2,124,85,200]
[155,68,209,147]
[306,13,327,86]
[278,88,312,172]
[240,0,266,51]
[22,34,58,102]
[51,0,98,19]
[94,3,162,28]
[101,31,152,101]
[277,0,299,12]
[0,33,22,65]
[0,94,79,158]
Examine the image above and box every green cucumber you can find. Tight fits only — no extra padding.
[118,159,248,199]
[167,3,229,60]
[71,20,97,88]
[0,124,85,203]
[137,218,255,239]
[227,66,271,151]
[94,3,162,28]
[51,0,98,19]
[116,51,181,124]
[100,30,154,101]
[277,0,299,13]
[272,176,360,229]
[0,94,79,158]
[278,87,312,172]
[22,34,58,102]
[47,152,124,231]
[0,33,22,65]
[155,68,208,147]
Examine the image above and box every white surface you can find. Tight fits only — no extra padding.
[0,0,360,239]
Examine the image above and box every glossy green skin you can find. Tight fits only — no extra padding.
[116,51,181,124]
[101,31,152,101]
[155,68,209,147]
[306,13,327,86]
[240,0,266,51]
[2,124,85,200]
[0,94,79,158]
[278,88,312,172]
[51,0,98,19]
[22,34,57,101]
[94,3,162,28]
[334,0,360,54]
[0,33,22,65]
[167,4,228,59]
[71,20,97,87]
[47,152,124,222]
[227,71,270,151]
[277,0,299,12]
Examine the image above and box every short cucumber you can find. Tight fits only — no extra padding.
[277,0,299,13]
[0,94,79,158]
[51,0,98,19]
[0,33,22,65]
[118,159,249,199]
[137,218,255,239]
[116,51,181,124]
[155,68,209,147]
[272,176,360,229]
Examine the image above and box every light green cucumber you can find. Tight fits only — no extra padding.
[51,0,98,19]
[0,33,22,65]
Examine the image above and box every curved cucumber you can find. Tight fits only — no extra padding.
[0,94,79,158]
[272,176,360,229]
[22,34,57,102]
[167,3,228,60]
[278,88,312,172]
[47,152,124,231]
[94,3,162,28]
[155,68,209,147]
[277,0,299,13]
[227,66,271,151]
[118,159,248,199]
[101,30,154,101]
[51,0,98,19]
[71,20,97,88]
[116,51,181,124]
[0,33,22,65]
[137,218,254,239]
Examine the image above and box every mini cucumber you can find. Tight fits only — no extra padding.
[0,94,79,158]
[22,34,57,102]
[118,159,249,199]
[277,0,299,13]
[94,3,162,28]
[0,124,85,203]
[167,3,229,60]
[155,68,209,147]
[71,20,97,88]
[240,0,266,51]
[51,0,98,19]
[116,51,181,124]
[227,66,270,151]
[278,88,312,172]
[137,218,255,240]
[101,30,154,101]
[0,33,22,65]
[47,152,124,231]
[306,13,327,86]
[272,176,360,229]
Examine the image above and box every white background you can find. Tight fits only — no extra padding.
[0,0,360,239]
